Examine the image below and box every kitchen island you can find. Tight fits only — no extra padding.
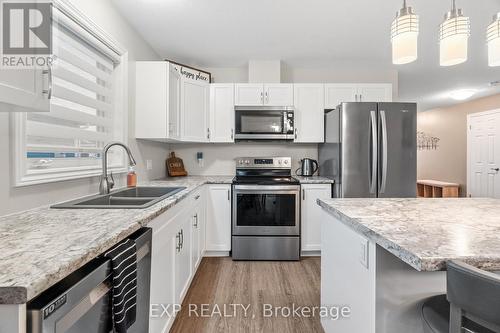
[317,198,500,333]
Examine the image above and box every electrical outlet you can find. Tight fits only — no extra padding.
[146,160,153,170]
[359,237,369,269]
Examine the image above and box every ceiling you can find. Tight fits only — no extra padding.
[112,0,500,111]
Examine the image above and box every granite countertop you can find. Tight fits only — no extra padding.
[318,198,500,272]
[295,176,334,184]
[0,176,233,304]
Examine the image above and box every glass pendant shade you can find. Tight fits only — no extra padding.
[439,2,470,66]
[487,13,500,67]
[391,2,419,65]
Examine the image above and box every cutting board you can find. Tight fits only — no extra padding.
[166,152,188,177]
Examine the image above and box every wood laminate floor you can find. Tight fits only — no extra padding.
[170,257,323,333]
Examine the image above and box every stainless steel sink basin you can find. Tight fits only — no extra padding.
[51,186,186,209]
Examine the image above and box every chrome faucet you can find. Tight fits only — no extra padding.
[99,142,137,194]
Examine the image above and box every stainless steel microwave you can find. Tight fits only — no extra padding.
[234,106,294,140]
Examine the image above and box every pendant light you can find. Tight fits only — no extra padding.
[391,0,418,65]
[439,0,470,66]
[487,13,500,67]
[391,0,419,65]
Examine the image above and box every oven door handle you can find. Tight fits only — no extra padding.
[233,185,300,192]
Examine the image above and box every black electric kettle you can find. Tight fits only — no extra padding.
[297,158,319,177]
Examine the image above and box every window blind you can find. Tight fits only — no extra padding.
[25,16,123,173]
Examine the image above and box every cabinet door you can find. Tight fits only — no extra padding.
[357,84,392,102]
[181,78,209,142]
[168,64,182,140]
[301,184,331,252]
[234,84,263,106]
[264,84,293,106]
[149,215,177,333]
[324,84,358,109]
[210,84,235,142]
[294,84,325,143]
[174,218,192,304]
[206,184,232,252]
[0,67,50,111]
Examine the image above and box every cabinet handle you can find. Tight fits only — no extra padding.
[302,189,305,200]
[207,128,210,140]
[355,94,358,102]
[193,213,198,228]
[294,128,298,140]
[359,94,362,102]
[176,232,181,252]
[180,229,184,249]
[195,194,200,200]
[42,64,52,99]
[260,92,263,104]
[227,189,230,201]
[265,91,269,104]
[231,129,234,140]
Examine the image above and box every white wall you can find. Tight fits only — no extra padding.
[0,0,168,215]
[168,143,318,176]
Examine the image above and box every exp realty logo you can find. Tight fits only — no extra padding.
[1,0,52,68]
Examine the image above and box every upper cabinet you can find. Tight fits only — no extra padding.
[0,68,50,112]
[324,83,392,109]
[210,84,235,143]
[234,84,293,106]
[294,84,325,143]
[135,61,209,142]
[181,78,209,142]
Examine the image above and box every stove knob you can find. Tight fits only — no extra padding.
[245,160,250,165]
[238,159,243,165]
[278,160,282,164]
[284,160,289,165]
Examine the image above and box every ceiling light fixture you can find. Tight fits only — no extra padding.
[487,13,500,67]
[448,89,477,101]
[439,0,470,66]
[391,0,419,65]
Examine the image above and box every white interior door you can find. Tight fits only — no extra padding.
[468,110,500,198]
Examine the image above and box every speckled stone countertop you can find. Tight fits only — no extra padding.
[295,176,334,184]
[0,176,233,304]
[318,198,500,272]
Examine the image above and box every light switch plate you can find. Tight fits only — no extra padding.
[359,237,369,269]
[146,160,153,170]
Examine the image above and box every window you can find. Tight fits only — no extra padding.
[12,3,128,186]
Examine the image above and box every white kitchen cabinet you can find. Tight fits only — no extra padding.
[181,78,210,142]
[357,83,392,102]
[135,61,181,141]
[210,84,235,142]
[234,83,293,106]
[206,184,232,253]
[234,83,264,106]
[0,67,50,111]
[174,215,192,304]
[324,83,393,109]
[324,84,358,109]
[301,184,331,253]
[293,84,325,143]
[264,84,293,106]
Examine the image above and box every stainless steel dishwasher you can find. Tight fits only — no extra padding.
[27,228,152,333]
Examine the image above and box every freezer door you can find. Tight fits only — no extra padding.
[341,102,379,198]
[377,103,417,198]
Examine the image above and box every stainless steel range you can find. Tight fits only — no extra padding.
[232,157,300,261]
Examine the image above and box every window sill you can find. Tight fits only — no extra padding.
[14,167,128,187]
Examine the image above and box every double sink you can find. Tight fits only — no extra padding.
[52,186,186,209]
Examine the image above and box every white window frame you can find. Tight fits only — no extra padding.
[11,0,129,187]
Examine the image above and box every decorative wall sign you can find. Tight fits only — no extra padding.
[417,131,440,150]
[166,59,211,83]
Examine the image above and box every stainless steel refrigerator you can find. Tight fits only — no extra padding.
[319,102,417,198]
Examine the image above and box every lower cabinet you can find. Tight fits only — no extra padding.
[301,184,332,253]
[205,184,232,253]
[174,217,192,304]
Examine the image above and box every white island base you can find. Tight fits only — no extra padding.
[320,210,446,333]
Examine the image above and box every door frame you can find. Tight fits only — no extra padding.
[466,108,500,197]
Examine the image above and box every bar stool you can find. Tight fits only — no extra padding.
[421,260,500,333]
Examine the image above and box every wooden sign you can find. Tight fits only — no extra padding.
[166,152,188,177]
[166,59,211,83]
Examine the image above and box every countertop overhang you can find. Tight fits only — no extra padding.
[318,198,500,272]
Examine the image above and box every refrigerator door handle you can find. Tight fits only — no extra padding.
[379,110,388,194]
[369,111,378,194]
